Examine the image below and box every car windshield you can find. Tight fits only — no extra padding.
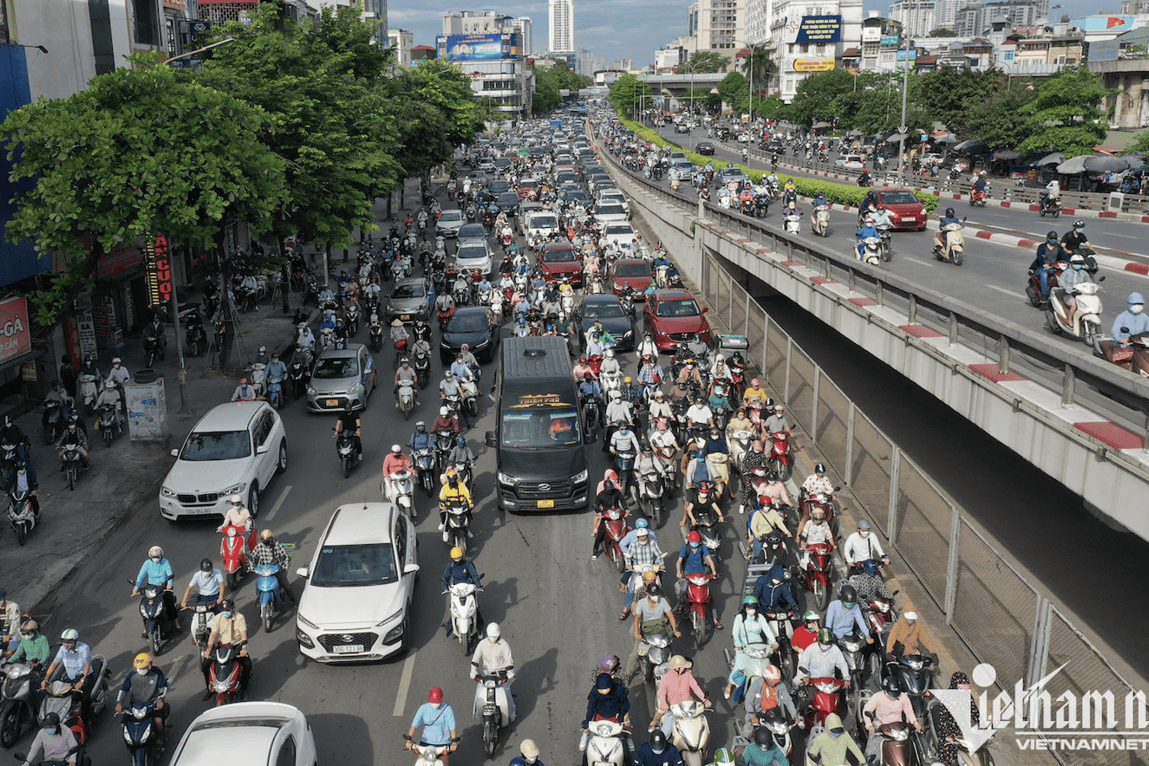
[439,210,462,222]
[501,407,582,448]
[605,224,633,236]
[583,301,626,318]
[457,225,486,240]
[598,204,625,216]
[313,356,359,379]
[530,215,558,228]
[391,284,425,300]
[520,179,538,189]
[497,194,519,205]
[675,162,694,170]
[448,313,488,333]
[310,543,398,586]
[880,191,919,205]
[458,247,487,262]
[616,262,651,278]
[657,299,700,318]
[543,248,577,263]
[180,430,251,461]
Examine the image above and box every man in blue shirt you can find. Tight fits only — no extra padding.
[405,687,459,765]
[408,422,434,452]
[634,729,684,766]
[41,628,96,723]
[132,546,179,635]
[1029,231,1065,300]
[824,584,871,641]
[442,547,483,633]
[1113,292,1149,344]
[675,531,721,630]
[752,563,798,613]
[856,216,879,260]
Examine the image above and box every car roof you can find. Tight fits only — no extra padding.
[324,503,397,546]
[318,343,366,360]
[188,701,302,726]
[393,278,425,289]
[192,402,265,432]
[583,294,624,306]
[453,307,490,318]
[615,258,647,265]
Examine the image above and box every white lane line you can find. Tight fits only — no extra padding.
[393,649,418,716]
[901,257,934,266]
[1105,233,1139,240]
[265,485,292,521]
[986,285,1017,297]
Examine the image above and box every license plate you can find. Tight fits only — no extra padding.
[537,499,555,508]
[325,399,339,407]
[183,507,215,515]
[332,644,363,654]
[401,315,411,320]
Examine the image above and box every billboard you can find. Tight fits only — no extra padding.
[881,34,900,46]
[862,28,882,42]
[794,59,836,71]
[0,297,31,367]
[1088,39,1120,61]
[1069,15,1134,33]
[436,33,521,61]
[792,15,843,44]
[896,49,918,61]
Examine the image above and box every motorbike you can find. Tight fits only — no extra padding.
[220,524,251,590]
[668,700,710,766]
[1046,279,1104,347]
[398,380,416,420]
[933,222,965,266]
[876,222,893,262]
[142,331,166,369]
[434,430,456,475]
[682,573,717,648]
[43,398,71,444]
[614,448,636,498]
[859,236,882,266]
[265,373,284,410]
[582,717,628,766]
[867,593,898,681]
[120,700,166,766]
[728,430,754,472]
[632,625,673,688]
[345,304,360,336]
[800,489,839,538]
[887,653,935,724]
[474,669,512,756]
[413,351,431,389]
[837,631,870,709]
[754,196,770,219]
[207,646,243,706]
[768,431,792,481]
[0,442,22,487]
[638,470,666,529]
[1039,196,1062,218]
[38,652,111,739]
[446,582,481,655]
[0,660,42,747]
[411,743,447,766]
[413,447,437,496]
[1026,262,1064,308]
[783,211,801,235]
[336,428,360,478]
[810,204,830,236]
[249,362,267,399]
[79,374,99,416]
[383,469,416,518]
[60,442,83,491]
[969,189,988,207]
[255,557,293,632]
[189,597,221,653]
[601,506,630,573]
[7,489,36,546]
[96,402,120,447]
[802,542,834,611]
[184,310,208,357]
[368,316,384,352]
[802,676,848,738]
[288,357,310,400]
[581,396,601,443]
[443,499,470,554]
[129,580,177,656]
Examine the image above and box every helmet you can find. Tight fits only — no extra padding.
[112,358,121,365]
[440,407,449,416]
[105,380,116,389]
[1070,254,1085,265]
[462,344,470,351]
[863,559,880,576]
[450,546,464,561]
[200,558,213,572]
[220,598,235,612]
[742,595,759,607]
[22,619,38,633]
[945,207,955,217]
[840,584,857,605]
[444,371,453,379]
[750,378,760,388]
[864,217,874,226]
[41,713,60,729]
[456,436,466,446]
[713,748,735,766]
[61,628,79,642]
[646,583,661,597]
[634,517,650,529]
[429,686,444,704]
[753,727,773,747]
[649,730,669,753]
[811,508,826,523]
[697,481,711,496]
[803,610,819,622]
[133,652,152,669]
[416,421,426,431]
[882,676,902,695]
[687,530,702,544]
[520,740,541,760]
[1074,219,1084,228]
[148,546,164,559]
[260,529,274,540]
[229,495,244,506]
[763,665,781,684]
[485,622,501,639]
[391,444,401,454]
[817,628,834,645]
[1047,230,1059,241]
[814,463,826,475]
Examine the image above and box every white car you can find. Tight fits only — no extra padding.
[597,189,630,216]
[159,401,287,520]
[455,240,493,276]
[524,210,560,247]
[168,702,317,766]
[295,503,419,662]
[836,154,865,170]
[436,208,465,238]
[600,222,638,254]
[594,202,629,230]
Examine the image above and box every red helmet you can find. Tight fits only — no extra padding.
[688,530,702,543]
[750,378,760,387]
[429,686,444,704]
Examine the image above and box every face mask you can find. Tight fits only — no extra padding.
[221,612,232,618]
[859,530,869,538]
[689,542,699,549]
[136,667,149,676]
[1073,265,1082,271]
[430,702,442,710]
[1133,305,1144,315]
[830,730,843,739]
[526,758,537,765]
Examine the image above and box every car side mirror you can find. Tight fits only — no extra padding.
[485,431,497,447]
[404,564,421,575]
[296,567,309,579]
[256,445,269,454]
[701,307,709,313]
[171,448,179,457]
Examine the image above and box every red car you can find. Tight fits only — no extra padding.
[538,242,583,286]
[643,289,712,352]
[610,259,654,299]
[873,189,927,231]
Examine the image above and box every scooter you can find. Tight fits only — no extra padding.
[413,351,431,389]
[184,309,208,357]
[802,676,848,739]
[969,189,988,207]
[411,743,447,766]
[97,402,120,447]
[443,499,470,554]
[682,573,717,649]
[859,236,883,266]
[800,489,839,538]
[768,431,792,481]
[668,700,710,766]
[79,374,99,416]
[413,447,437,496]
[255,557,293,632]
[863,719,927,766]
[932,222,965,266]
[289,357,310,400]
[1046,279,1104,347]
[60,443,83,492]
[7,489,37,546]
[801,542,834,611]
[445,582,481,655]
[398,380,416,420]
[473,669,512,757]
[188,597,221,653]
[601,506,630,573]
[887,654,935,723]
[43,398,71,445]
[368,315,384,352]
[582,717,628,766]
[809,205,830,236]
[335,428,360,478]
[632,625,673,688]
[0,660,42,747]
[220,525,250,590]
[1039,196,1062,218]
[638,471,666,529]
[1026,262,1065,307]
[207,646,243,706]
[39,652,111,740]
[783,211,802,235]
[690,504,721,562]
[383,469,416,518]
[120,700,167,766]
[345,304,360,336]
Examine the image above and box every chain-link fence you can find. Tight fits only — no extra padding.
[695,251,1138,762]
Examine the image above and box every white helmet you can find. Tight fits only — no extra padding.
[148,546,164,558]
[486,622,501,639]
[229,495,243,506]
[61,628,79,642]
[391,444,402,454]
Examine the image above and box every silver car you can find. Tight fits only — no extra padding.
[436,209,464,238]
[306,344,377,412]
[455,241,493,276]
[385,278,430,323]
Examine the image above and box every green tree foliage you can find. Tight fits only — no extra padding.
[928,28,957,36]
[835,71,930,135]
[533,60,589,113]
[918,68,1008,139]
[0,54,285,328]
[787,69,854,128]
[677,50,731,74]
[966,85,1036,150]
[717,72,749,113]
[609,74,652,116]
[388,59,482,176]
[1017,66,1115,158]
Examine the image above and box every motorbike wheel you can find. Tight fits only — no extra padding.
[67,464,76,491]
[882,245,892,263]
[1045,311,1062,335]
[0,702,21,748]
[612,547,625,574]
[104,427,113,447]
[953,249,964,266]
[1082,322,1098,348]
[483,716,498,757]
[779,648,795,682]
[1039,208,1046,217]
[145,351,155,368]
[343,455,352,479]
[811,580,828,611]
[150,626,162,656]
[868,651,883,689]
[1051,208,1060,219]
[694,609,713,648]
[263,603,273,632]
[15,521,26,546]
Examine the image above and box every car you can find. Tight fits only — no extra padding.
[494,191,521,217]
[295,502,419,662]
[600,222,638,255]
[836,154,865,170]
[466,171,488,188]
[456,223,487,244]
[159,401,287,520]
[764,140,785,153]
[609,258,654,298]
[873,188,928,231]
[574,294,635,352]
[538,241,583,285]
[718,166,748,185]
[385,278,430,323]
[736,131,751,143]
[477,158,496,172]
[565,189,591,205]
[523,210,561,247]
[440,307,501,363]
[455,240,493,276]
[594,202,629,229]
[669,151,687,162]
[518,177,541,200]
[672,160,697,182]
[696,141,717,156]
[488,180,511,196]
[674,122,691,134]
[597,189,630,216]
[643,288,712,352]
[167,703,317,766]
[436,208,464,238]
[306,343,377,413]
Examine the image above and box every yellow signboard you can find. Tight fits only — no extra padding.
[795,59,835,72]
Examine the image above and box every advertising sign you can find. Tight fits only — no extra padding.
[881,34,900,45]
[436,33,521,61]
[793,15,843,44]
[862,28,882,42]
[1069,15,1134,32]
[896,49,918,61]
[143,234,174,308]
[0,297,32,367]
[794,59,836,71]
[1088,40,1120,61]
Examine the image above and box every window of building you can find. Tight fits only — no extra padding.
[131,0,158,46]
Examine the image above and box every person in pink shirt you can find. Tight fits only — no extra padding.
[653,655,711,736]
[862,676,921,761]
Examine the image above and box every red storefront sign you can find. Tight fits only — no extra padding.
[0,297,32,366]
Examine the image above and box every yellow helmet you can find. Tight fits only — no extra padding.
[134,653,153,669]
[624,376,632,383]
[450,547,464,560]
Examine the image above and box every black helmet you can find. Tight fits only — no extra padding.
[1073,219,1084,228]
[754,727,773,747]
[41,712,60,729]
[200,558,213,573]
[220,598,236,612]
[1046,230,1058,241]
[945,207,955,217]
[840,584,857,605]
[814,463,826,475]
[766,470,779,482]
[649,730,668,753]
[882,676,902,695]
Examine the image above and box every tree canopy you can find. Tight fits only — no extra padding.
[676,50,731,74]
[609,74,652,117]
[534,60,589,113]
[1017,66,1114,158]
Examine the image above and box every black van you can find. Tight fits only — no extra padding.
[486,336,589,512]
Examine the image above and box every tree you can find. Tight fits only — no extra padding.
[739,43,775,115]
[787,69,854,128]
[840,70,930,135]
[534,60,589,113]
[918,68,1008,139]
[966,85,1036,150]
[928,28,957,37]
[0,54,285,330]
[717,72,748,113]
[677,50,731,74]
[609,74,652,117]
[389,60,482,176]
[1017,66,1114,157]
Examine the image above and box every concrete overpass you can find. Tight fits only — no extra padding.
[635,72,727,110]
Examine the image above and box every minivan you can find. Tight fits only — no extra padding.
[486,337,589,512]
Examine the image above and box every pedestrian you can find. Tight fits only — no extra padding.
[59,356,77,399]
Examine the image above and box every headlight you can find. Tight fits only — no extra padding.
[384,622,406,643]
[377,608,404,627]
[307,386,317,396]
[572,469,588,484]
[221,483,247,496]
[298,614,318,630]
[296,631,314,648]
[497,472,517,485]
[161,486,176,498]
[123,727,135,744]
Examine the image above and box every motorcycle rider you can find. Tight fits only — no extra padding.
[470,623,516,721]
[634,730,683,766]
[1056,253,1094,322]
[405,686,460,766]
[683,478,724,530]
[723,595,779,700]
[432,406,460,439]
[653,654,711,736]
[871,204,892,230]
[842,518,887,573]
[216,494,254,534]
[1061,219,1090,256]
[21,712,79,766]
[824,584,872,642]
[804,713,864,766]
[382,442,415,484]
[1041,178,1061,212]
[55,417,90,470]
[394,359,420,408]
[41,382,70,431]
[438,466,473,539]
[231,377,257,402]
[801,462,834,497]
[855,216,879,260]
[1113,292,1149,345]
[580,672,633,754]
[5,461,39,517]
[180,557,225,613]
[10,619,50,695]
[972,170,988,198]
[609,419,641,472]
[334,402,363,462]
[106,357,130,406]
[115,653,169,746]
[885,611,939,665]
[742,378,768,409]
[441,546,485,632]
[439,372,472,429]
[446,436,476,482]
[934,207,962,254]
[792,611,823,654]
[863,677,921,761]
[1030,231,1065,300]
[200,597,251,700]
[752,563,799,615]
[848,559,894,603]
[794,628,851,687]
[251,529,298,606]
[133,546,179,635]
[797,506,834,572]
[674,530,722,629]
[637,332,659,361]
[621,528,666,621]
[0,415,31,467]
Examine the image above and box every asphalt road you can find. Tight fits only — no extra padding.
[643,123,1149,345]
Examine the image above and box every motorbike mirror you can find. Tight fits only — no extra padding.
[404,564,421,575]
[1099,276,1106,282]
[1122,327,1131,334]
[171,448,180,457]
[834,486,842,491]
[892,590,900,596]
[485,431,497,447]
[296,567,310,579]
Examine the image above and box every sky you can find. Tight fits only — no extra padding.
[382,0,1117,71]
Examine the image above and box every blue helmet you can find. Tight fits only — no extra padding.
[634,517,650,529]
[1128,293,1145,307]
[863,559,880,576]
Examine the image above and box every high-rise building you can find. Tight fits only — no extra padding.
[549,0,574,52]
[439,11,533,115]
[442,12,533,54]
[576,48,606,75]
[770,0,863,102]
[697,0,745,51]
[746,0,772,45]
[887,0,936,37]
[932,0,970,30]
[688,3,700,36]
[388,28,414,66]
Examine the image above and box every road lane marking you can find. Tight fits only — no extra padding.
[393,649,418,716]
[266,485,292,521]
[986,285,1017,297]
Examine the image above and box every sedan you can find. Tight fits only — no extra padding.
[609,258,654,298]
[440,307,500,363]
[594,202,629,229]
[168,703,317,766]
[385,278,430,323]
[436,208,464,238]
[672,160,697,182]
[159,401,287,520]
[306,344,377,413]
[457,223,487,244]
[494,191,521,218]
[696,141,717,156]
[874,189,928,231]
[718,166,748,186]
[575,294,635,352]
[643,288,712,352]
[295,502,419,662]
[455,241,493,276]
[601,222,638,255]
